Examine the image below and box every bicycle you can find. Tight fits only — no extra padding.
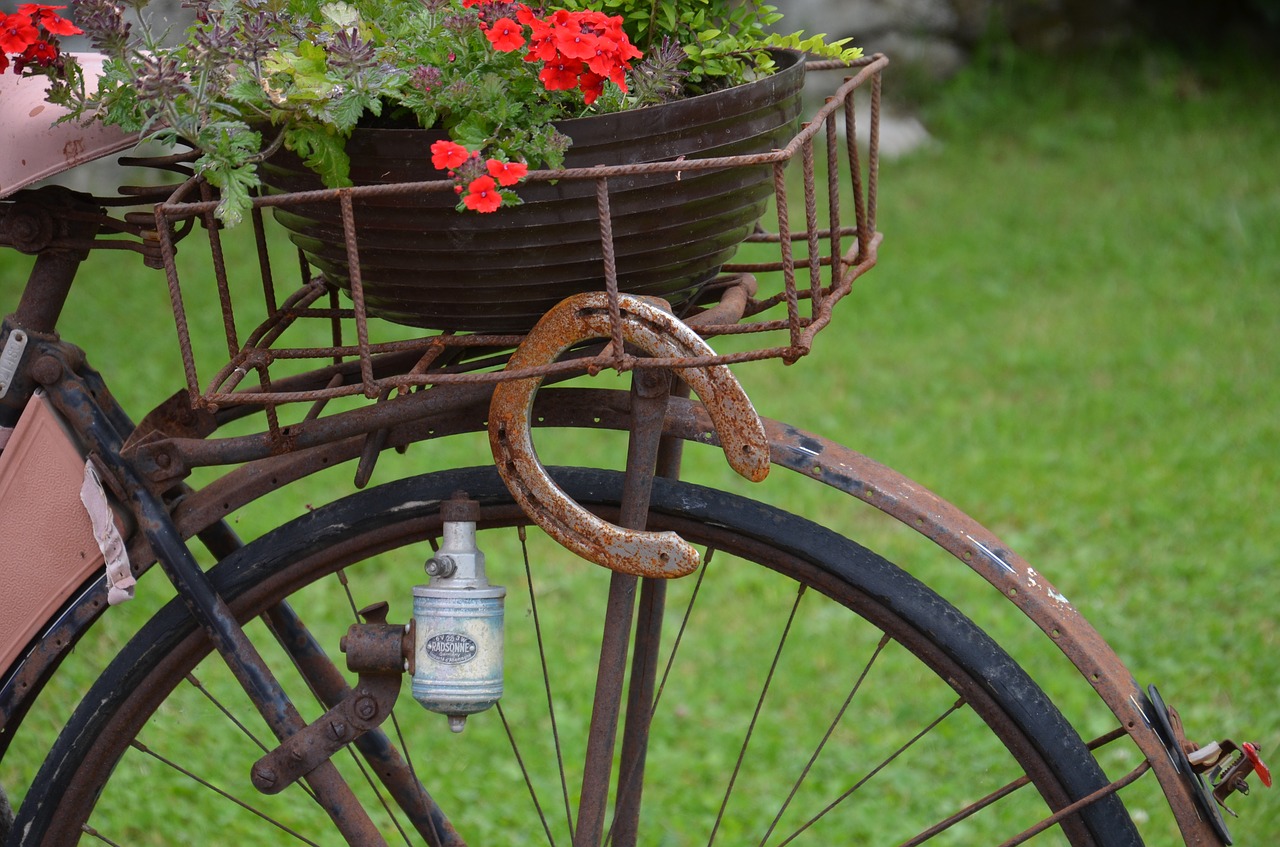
[0,50,1269,846]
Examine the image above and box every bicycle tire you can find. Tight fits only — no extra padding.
[13,467,1143,846]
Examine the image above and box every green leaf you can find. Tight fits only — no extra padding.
[285,124,353,188]
[321,1,359,29]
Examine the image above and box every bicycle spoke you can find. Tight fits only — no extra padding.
[80,824,125,846]
[522,525,576,843]
[184,671,320,803]
[651,548,714,713]
[130,741,322,845]
[498,702,560,847]
[386,711,429,829]
[896,773,1034,847]
[185,671,270,752]
[343,743,414,845]
[758,633,893,847]
[708,583,808,847]
[895,729,1140,847]
[994,762,1150,847]
[776,699,967,846]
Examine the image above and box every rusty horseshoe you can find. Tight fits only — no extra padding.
[489,292,769,578]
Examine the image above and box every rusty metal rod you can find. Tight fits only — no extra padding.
[574,368,672,847]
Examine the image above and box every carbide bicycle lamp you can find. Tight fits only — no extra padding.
[412,492,506,733]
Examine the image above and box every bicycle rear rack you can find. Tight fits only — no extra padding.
[150,56,887,447]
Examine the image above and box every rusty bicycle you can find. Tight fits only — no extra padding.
[0,51,1269,846]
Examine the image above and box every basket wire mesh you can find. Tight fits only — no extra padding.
[153,55,887,428]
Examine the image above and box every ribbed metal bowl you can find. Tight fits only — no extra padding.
[262,52,804,332]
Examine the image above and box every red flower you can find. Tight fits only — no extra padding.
[0,12,39,54]
[584,36,618,76]
[485,17,525,53]
[578,71,605,105]
[486,158,528,187]
[430,140,470,171]
[515,5,541,28]
[539,59,579,92]
[0,52,8,74]
[516,3,552,54]
[525,34,559,63]
[18,4,80,37]
[554,26,598,61]
[463,176,503,213]
[19,38,57,67]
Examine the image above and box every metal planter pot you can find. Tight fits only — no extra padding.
[261,52,805,332]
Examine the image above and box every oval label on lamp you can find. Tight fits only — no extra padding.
[425,633,479,665]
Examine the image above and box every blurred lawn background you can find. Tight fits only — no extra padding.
[1,41,1276,844]
[770,44,1280,842]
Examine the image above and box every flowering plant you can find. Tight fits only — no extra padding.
[1,3,80,76]
[48,0,859,224]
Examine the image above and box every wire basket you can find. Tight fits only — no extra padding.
[153,55,887,419]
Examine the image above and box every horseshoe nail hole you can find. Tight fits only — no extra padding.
[1051,628,1061,638]
[593,416,602,424]
[1008,587,1018,597]
[811,464,822,476]
[963,551,973,561]
[659,552,669,562]
[1092,673,1102,682]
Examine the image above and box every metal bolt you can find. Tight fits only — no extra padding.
[426,555,457,578]
[30,355,62,386]
[353,696,378,721]
[329,721,347,741]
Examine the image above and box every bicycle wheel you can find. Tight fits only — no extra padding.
[14,466,1142,846]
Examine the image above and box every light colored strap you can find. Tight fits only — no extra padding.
[81,460,135,604]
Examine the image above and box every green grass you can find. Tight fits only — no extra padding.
[2,45,1277,844]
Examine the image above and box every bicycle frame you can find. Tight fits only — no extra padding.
[0,235,1231,846]
[0,55,1262,847]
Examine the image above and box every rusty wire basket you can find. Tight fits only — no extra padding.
[153,55,886,422]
